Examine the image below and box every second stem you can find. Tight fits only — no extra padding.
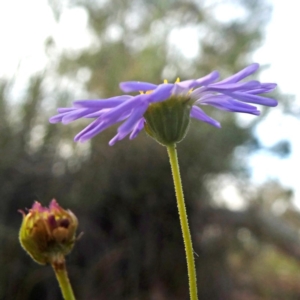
[52,257,76,300]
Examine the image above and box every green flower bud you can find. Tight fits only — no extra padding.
[144,95,192,146]
[19,199,78,265]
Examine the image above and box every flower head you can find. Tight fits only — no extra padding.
[50,63,277,146]
[19,199,78,265]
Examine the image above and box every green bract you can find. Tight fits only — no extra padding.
[144,95,192,146]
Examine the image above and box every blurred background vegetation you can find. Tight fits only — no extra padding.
[1,0,299,299]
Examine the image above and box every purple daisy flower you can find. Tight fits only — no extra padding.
[49,63,277,146]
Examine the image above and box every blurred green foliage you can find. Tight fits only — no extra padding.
[1,0,299,299]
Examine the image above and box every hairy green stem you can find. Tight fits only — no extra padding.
[52,257,76,300]
[167,144,198,300]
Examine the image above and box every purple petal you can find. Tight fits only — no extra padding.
[200,95,260,115]
[84,110,108,118]
[246,83,277,94]
[74,118,103,142]
[260,83,277,91]
[116,102,148,138]
[190,106,221,128]
[57,107,76,113]
[190,88,210,100]
[74,96,132,108]
[217,63,259,84]
[109,133,121,146]
[195,71,220,86]
[62,108,96,124]
[75,120,112,143]
[130,118,145,140]
[100,96,145,121]
[173,71,220,94]
[172,79,196,94]
[75,111,130,142]
[178,71,220,89]
[120,81,158,92]
[49,114,65,123]
[147,83,173,103]
[220,91,278,107]
[207,80,261,92]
